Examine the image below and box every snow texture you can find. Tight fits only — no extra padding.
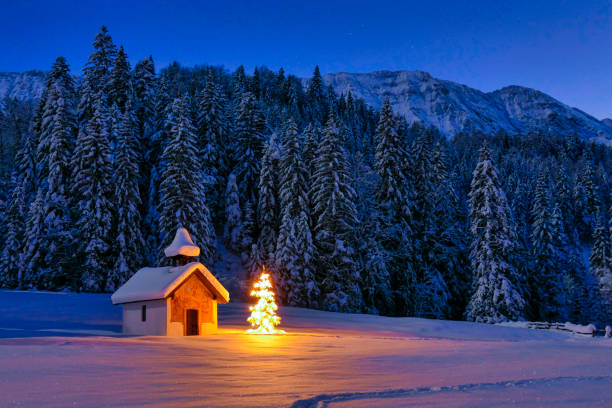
[110,262,229,304]
[163,227,201,258]
[0,290,610,407]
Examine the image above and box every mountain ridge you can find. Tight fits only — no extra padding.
[1,69,610,143]
[323,70,612,143]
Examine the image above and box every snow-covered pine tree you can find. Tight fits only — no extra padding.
[0,177,25,288]
[197,70,229,219]
[251,133,280,281]
[14,131,38,203]
[71,101,114,291]
[232,92,266,205]
[373,99,414,316]
[107,104,145,291]
[240,201,256,259]
[530,173,567,322]
[306,66,326,123]
[40,84,77,289]
[311,114,362,312]
[37,56,76,182]
[133,56,156,136]
[22,189,46,288]
[159,97,215,264]
[275,119,318,306]
[223,173,242,253]
[108,46,131,113]
[590,217,611,324]
[79,26,117,122]
[467,143,525,323]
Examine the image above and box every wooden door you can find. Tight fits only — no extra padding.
[186,309,199,336]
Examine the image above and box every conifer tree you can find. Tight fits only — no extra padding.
[108,105,145,291]
[159,97,215,263]
[232,92,266,204]
[223,173,242,253]
[79,26,117,121]
[275,119,318,306]
[0,178,25,288]
[41,87,76,289]
[197,70,229,217]
[373,99,414,315]
[72,101,114,291]
[311,114,361,312]
[37,56,76,181]
[590,218,611,323]
[467,144,525,323]
[252,133,280,279]
[531,173,566,321]
[108,46,131,113]
[22,189,46,288]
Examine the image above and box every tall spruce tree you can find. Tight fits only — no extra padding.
[311,114,361,312]
[159,97,215,263]
[590,218,611,324]
[223,173,242,253]
[72,101,114,291]
[373,99,414,315]
[467,144,525,323]
[531,173,566,321]
[276,119,318,306]
[0,177,25,288]
[197,70,229,219]
[251,133,280,280]
[232,92,266,205]
[108,46,131,113]
[107,105,145,291]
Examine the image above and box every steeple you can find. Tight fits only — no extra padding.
[164,228,200,266]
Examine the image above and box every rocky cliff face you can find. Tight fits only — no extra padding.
[324,70,612,142]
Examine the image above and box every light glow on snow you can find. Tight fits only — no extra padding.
[246,268,285,334]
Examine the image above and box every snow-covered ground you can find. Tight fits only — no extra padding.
[0,290,610,407]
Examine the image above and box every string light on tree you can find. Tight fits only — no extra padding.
[247,267,285,334]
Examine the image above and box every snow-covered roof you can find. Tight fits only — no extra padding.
[164,228,200,258]
[111,262,229,305]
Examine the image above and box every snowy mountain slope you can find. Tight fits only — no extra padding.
[324,70,612,141]
[0,71,46,102]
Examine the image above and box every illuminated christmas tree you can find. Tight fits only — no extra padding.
[247,267,285,334]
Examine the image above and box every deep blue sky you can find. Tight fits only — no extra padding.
[1,0,610,119]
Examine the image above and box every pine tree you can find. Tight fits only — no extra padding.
[252,133,280,279]
[22,189,46,288]
[275,119,318,306]
[79,26,117,121]
[159,97,215,263]
[40,85,76,289]
[71,101,114,291]
[311,114,362,312]
[223,173,242,253]
[197,70,229,219]
[0,178,25,288]
[590,218,611,323]
[108,45,131,113]
[232,92,266,204]
[373,99,414,315]
[107,105,145,291]
[467,144,525,323]
[531,173,566,321]
[37,56,76,181]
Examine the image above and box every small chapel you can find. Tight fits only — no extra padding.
[111,228,230,336]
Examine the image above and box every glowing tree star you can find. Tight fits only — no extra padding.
[247,268,285,334]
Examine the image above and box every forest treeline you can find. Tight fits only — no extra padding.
[0,27,610,325]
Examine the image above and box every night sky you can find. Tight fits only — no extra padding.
[1,0,610,119]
